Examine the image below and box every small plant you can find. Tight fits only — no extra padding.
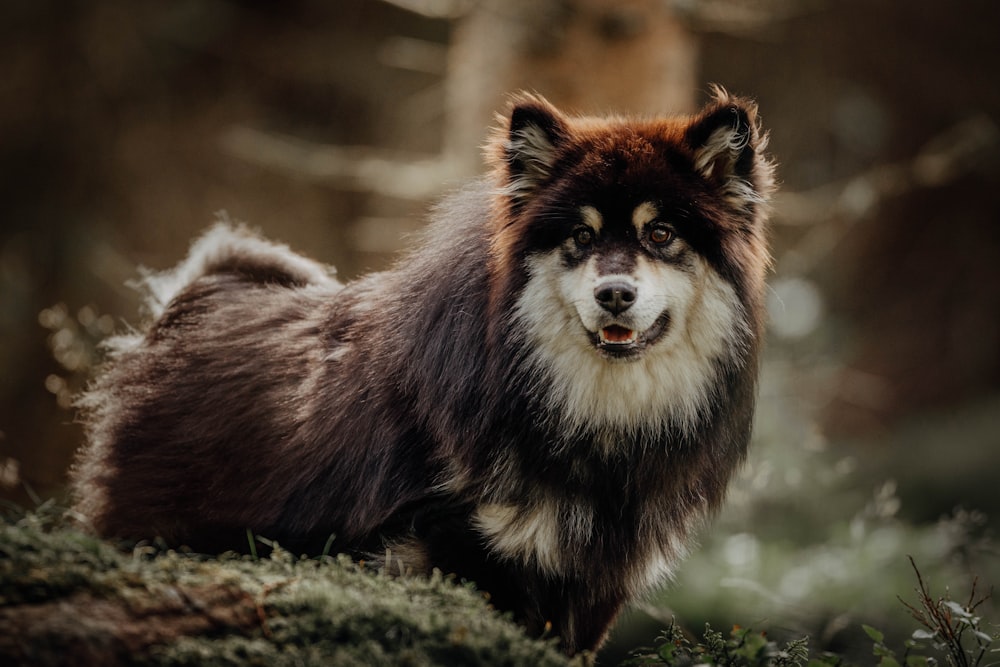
[861,624,927,667]
[624,557,996,667]
[622,621,809,666]
[856,556,996,667]
[891,556,995,667]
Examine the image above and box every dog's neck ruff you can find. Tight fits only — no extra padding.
[512,253,749,451]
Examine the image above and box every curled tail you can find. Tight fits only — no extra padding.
[140,219,340,318]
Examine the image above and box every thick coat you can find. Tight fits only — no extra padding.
[72,89,774,654]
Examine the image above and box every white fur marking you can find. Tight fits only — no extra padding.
[475,501,566,574]
[694,126,746,175]
[504,124,559,200]
[514,249,747,443]
[580,205,603,232]
[693,127,763,210]
[639,547,680,591]
[631,201,658,233]
[326,344,353,363]
[636,512,701,592]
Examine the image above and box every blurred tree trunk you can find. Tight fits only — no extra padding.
[445,0,698,173]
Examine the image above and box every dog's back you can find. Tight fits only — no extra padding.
[73,224,349,550]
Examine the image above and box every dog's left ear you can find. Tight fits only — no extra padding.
[501,95,570,206]
[685,89,773,213]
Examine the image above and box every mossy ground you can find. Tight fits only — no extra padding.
[0,510,581,667]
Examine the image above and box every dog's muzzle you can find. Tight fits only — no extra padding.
[589,278,670,359]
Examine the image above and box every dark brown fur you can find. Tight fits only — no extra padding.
[71,90,774,654]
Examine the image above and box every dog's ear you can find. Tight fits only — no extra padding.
[685,87,773,214]
[501,95,570,205]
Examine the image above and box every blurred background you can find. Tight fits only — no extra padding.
[2,0,998,661]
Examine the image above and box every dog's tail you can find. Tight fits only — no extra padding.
[139,216,340,319]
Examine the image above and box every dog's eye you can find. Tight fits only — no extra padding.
[649,225,673,245]
[573,227,594,247]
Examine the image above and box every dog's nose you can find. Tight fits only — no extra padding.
[594,280,637,315]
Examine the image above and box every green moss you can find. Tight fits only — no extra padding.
[0,511,579,666]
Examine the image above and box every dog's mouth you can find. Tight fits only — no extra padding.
[598,325,637,345]
[590,312,671,360]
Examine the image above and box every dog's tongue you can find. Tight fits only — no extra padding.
[601,325,635,344]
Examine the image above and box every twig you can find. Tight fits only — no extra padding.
[376,0,472,19]
[219,126,461,200]
[898,556,995,667]
[774,114,1000,276]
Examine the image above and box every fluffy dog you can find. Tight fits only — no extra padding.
[72,88,774,654]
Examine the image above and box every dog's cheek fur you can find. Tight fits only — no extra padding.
[516,249,746,439]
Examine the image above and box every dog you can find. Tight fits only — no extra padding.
[71,88,774,654]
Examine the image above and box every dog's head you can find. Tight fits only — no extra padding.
[487,90,774,432]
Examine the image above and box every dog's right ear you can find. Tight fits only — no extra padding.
[500,95,570,206]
